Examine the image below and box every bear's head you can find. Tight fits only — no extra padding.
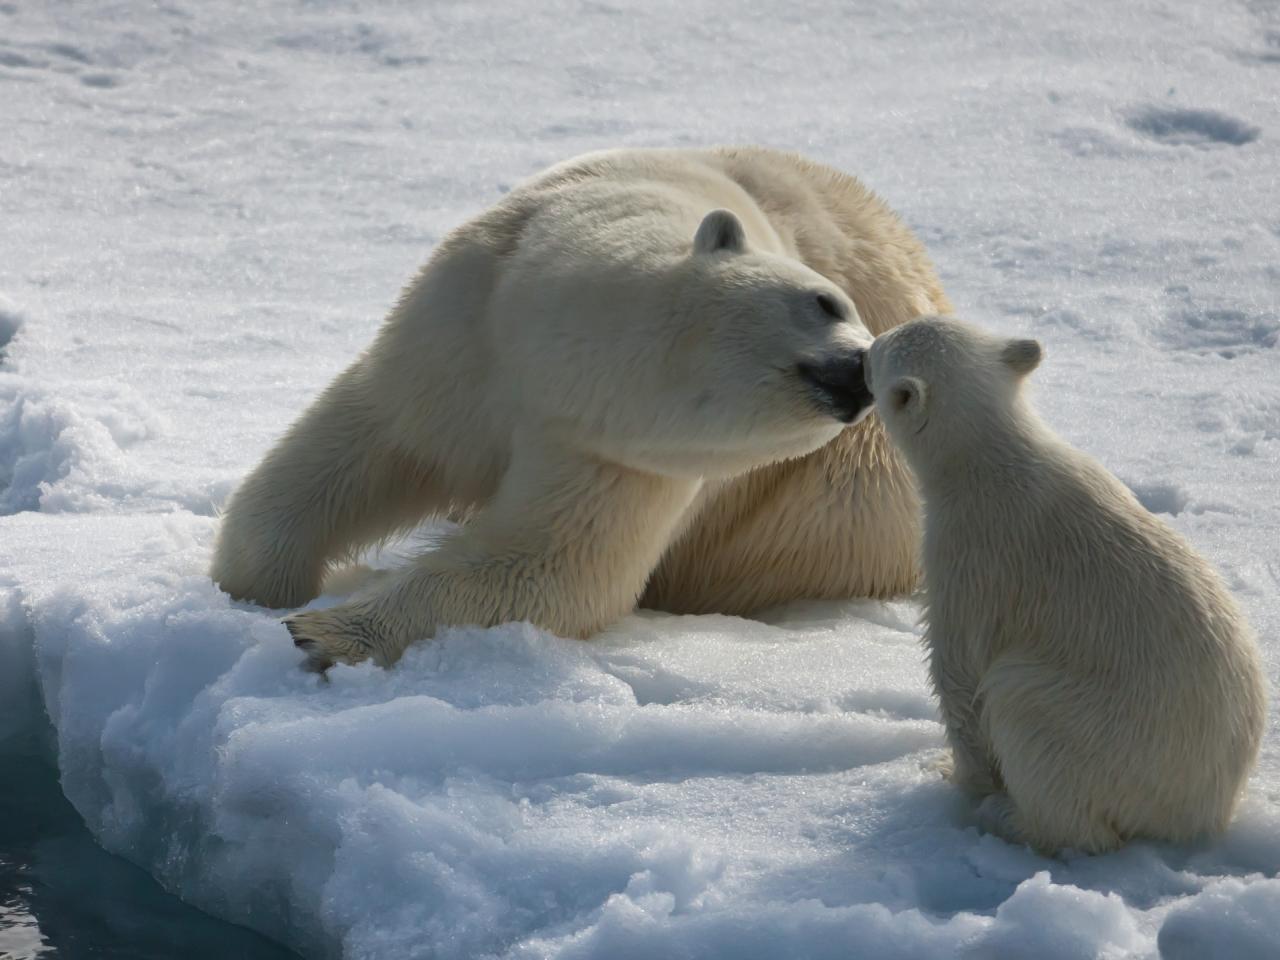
[649,209,876,476]
[866,316,1043,471]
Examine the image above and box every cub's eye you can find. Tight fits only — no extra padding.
[816,293,846,321]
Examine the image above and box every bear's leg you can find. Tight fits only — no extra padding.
[929,641,1002,796]
[937,686,1002,797]
[284,439,701,669]
[980,659,1125,854]
[211,367,446,608]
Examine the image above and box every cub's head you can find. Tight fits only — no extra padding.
[866,316,1043,469]
[661,209,875,474]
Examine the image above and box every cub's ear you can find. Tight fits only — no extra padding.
[693,209,747,255]
[888,376,927,415]
[1001,338,1043,376]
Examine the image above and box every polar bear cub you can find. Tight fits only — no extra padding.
[867,316,1266,853]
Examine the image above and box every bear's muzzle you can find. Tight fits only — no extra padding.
[797,349,873,424]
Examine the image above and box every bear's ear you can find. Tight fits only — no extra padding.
[1000,338,1043,376]
[693,209,747,255]
[888,376,927,416]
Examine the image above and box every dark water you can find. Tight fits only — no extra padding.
[0,753,301,960]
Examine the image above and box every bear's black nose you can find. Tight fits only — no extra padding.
[815,293,848,322]
[797,349,872,423]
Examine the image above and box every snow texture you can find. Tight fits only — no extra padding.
[2,0,1279,958]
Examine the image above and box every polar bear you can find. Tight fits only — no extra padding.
[211,146,950,668]
[866,316,1267,853]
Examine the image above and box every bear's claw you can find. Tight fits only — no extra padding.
[283,607,378,670]
[285,620,333,672]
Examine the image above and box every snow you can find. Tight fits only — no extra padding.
[2,0,1279,957]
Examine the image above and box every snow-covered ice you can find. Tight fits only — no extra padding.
[2,0,1279,957]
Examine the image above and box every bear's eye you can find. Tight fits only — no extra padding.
[815,293,846,322]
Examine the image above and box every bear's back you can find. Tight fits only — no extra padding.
[497,146,951,334]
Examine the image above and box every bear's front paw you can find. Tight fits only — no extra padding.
[284,605,381,671]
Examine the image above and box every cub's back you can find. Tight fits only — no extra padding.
[925,441,1249,681]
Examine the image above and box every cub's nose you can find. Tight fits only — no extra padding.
[797,349,873,424]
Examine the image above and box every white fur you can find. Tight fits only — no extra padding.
[868,316,1267,854]
[210,147,951,667]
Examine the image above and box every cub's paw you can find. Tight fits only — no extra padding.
[948,750,1002,797]
[976,793,1027,846]
[284,605,381,671]
[923,749,954,779]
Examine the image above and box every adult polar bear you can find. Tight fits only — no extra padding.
[211,147,951,668]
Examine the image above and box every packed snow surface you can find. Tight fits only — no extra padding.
[3,0,1280,957]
